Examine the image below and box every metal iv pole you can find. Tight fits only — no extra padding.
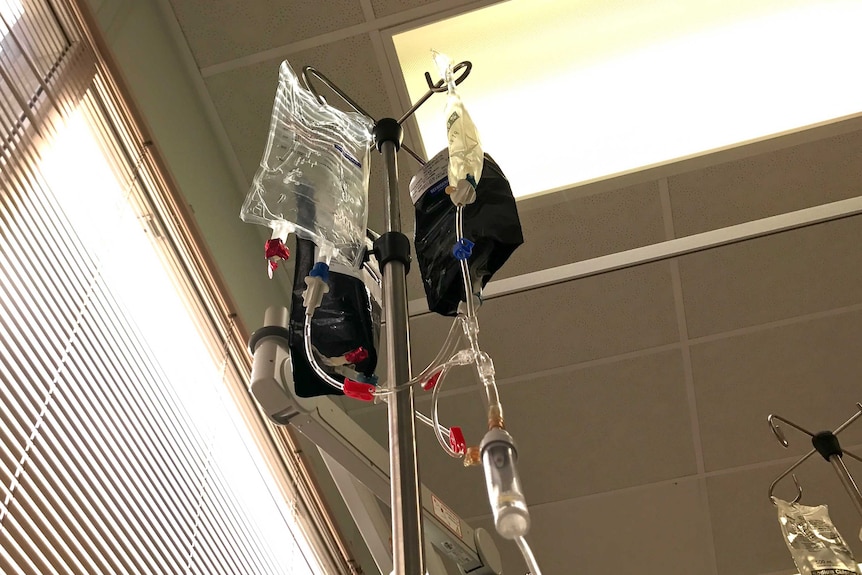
[302,63,472,575]
[375,118,424,574]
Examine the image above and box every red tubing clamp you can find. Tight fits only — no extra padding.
[422,371,442,391]
[343,378,375,402]
[449,426,466,454]
[265,238,290,276]
[344,347,369,365]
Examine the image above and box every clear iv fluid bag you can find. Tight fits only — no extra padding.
[241,61,373,268]
[775,498,860,575]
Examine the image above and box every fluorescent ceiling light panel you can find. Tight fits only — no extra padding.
[393,0,862,199]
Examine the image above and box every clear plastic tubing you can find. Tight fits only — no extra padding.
[303,315,469,399]
[389,316,464,393]
[455,206,476,319]
[431,365,460,458]
[303,315,345,392]
[415,410,450,439]
[456,205,503,427]
[515,536,543,575]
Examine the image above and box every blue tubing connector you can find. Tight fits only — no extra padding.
[453,237,474,261]
[309,261,330,282]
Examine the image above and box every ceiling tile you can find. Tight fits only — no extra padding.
[169,0,366,68]
[678,216,862,338]
[350,349,697,519]
[691,310,862,472]
[408,261,679,389]
[468,477,715,575]
[669,129,862,237]
[205,35,395,184]
[708,459,862,575]
[494,181,665,280]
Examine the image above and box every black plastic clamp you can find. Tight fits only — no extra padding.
[812,431,843,461]
[373,231,411,274]
[372,118,403,152]
[248,325,291,355]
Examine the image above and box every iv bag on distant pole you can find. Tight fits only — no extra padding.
[775,497,860,575]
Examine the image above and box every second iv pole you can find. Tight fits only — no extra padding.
[768,403,862,520]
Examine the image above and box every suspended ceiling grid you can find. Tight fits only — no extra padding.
[89,1,862,574]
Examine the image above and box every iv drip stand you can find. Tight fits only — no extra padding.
[302,62,472,575]
[377,120,424,574]
[767,403,862,520]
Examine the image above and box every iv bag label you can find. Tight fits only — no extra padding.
[334,143,361,168]
[431,494,463,539]
[408,148,449,204]
[446,111,460,131]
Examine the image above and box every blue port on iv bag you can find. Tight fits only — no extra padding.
[241,60,373,268]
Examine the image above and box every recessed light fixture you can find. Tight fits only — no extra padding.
[393,0,862,199]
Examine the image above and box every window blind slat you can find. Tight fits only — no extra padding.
[25,433,160,573]
[0,279,68,387]
[0,466,95,574]
[0,162,99,304]
[72,294,216,458]
[200,454,287,570]
[52,366,203,529]
[3,500,70,575]
[60,335,211,501]
[0,405,29,485]
[0,429,125,575]
[0,1,331,573]
[1,438,119,574]
[0,206,85,338]
[35,230,290,575]
[31,424,178,574]
[0,541,30,575]
[67,288,298,575]
[0,522,45,575]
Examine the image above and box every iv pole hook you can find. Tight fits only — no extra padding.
[766,404,862,510]
[301,66,427,164]
[396,61,472,125]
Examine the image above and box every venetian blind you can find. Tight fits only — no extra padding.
[0,1,351,573]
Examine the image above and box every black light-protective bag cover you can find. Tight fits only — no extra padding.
[288,237,378,397]
[412,150,524,317]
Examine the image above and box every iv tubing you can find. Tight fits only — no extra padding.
[303,306,460,440]
[455,206,476,319]
[515,536,542,575]
[455,205,504,428]
[414,409,449,438]
[430,365,461,458]
[303,309,465,395]
[393,316,464,392]
[303,316,345,392]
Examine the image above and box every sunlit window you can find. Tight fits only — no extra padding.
[36,98,319,572]
[0,1,23,43]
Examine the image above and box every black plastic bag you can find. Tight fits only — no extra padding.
[288,237,378,397]
[412,150,523,317]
